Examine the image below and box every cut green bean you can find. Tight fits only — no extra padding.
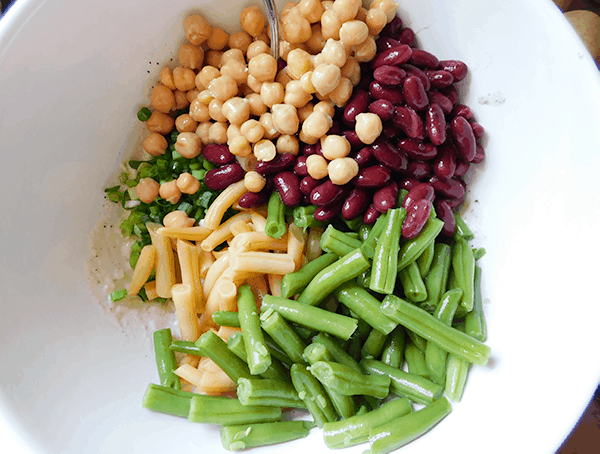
[419,243,452,313]
[361,329,388,360]
[312,332,362,374]
[263,331,294,366]
[320,224,363,256]
[397,218,444,271]
[404,341,429,378]
[281,253,338,299]
[297,248,371,307]
[309,361,390,399]
[262,295,358,341]
[465,266,487,342]
[153,329,181,389]
[361,211,388,259]
[472,247,486,261]
[445,353,471,402]
[343,216,363,231]
[398,261,427,303]
[237,377,305,408]
[195,330,252,382]
[380,325,406,369]
[227,333,289,382]
[188,394,281,425]
[265,191,286,239]
[142,383,193,417]
[345,317,372,361]
[405,329,428,354]
[370,208,405,294]
[323,397,412,449]
[293,205,324,231]
[260,308,307,364]
[416,240,435,277]
[220,421,315,451]
[237,284,271,375]
[291,363,337,427]
[358,224,372,242]
[169,340,202,357]
[452,237,475,313]
[368,397,452,454]
[380,295,491,366]
[334,282,397,335]
[212,310,241,327]
[360,359,444,405]
[454,212,474,240]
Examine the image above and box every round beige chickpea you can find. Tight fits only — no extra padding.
[299,0,323,23]
[208,122,228,144]
[175,114,198,133]
[320,10,342,40]
[175,132,203,158]
[178,43,204,70]
[143,132,168,156]
[355,113,383,145]
[176,173,201,195]
[370,0,399,21]
[240,119,265,143]
[313,100,335,118]
[281,13,312,44]
[253,139,277,162]
[306,154,329,180]
[271,104,300,135]
[328,157,359,185]
[208,99,227,122]
[207,27,229,51]
[299,71,316,94]
[206,50,223,68]
[228,135,252,157]
[259,113,280,140]
[221,97,251,126]
[332,0,361,22]
[276,135,300,155]
[246,93,268,116]
[328,76,353,107]
[366,8,387,36]
[220,59,248,85]
[297,102,314,122]
[247,40,271,60]
[197,89,213,105]
[260,82,285,108]
[284,80,312,108]
[305,24,326,54]
[147,111,175,134]
[240,6,266,38]
[208,75,238,102]
[244,170,266,193]
[173,67,196,92]
[228,31,253,54]
[151,85,175,114]
[248,53,278,82]
[301,111,331,141]
[159,180,182,204]
[183,14,211,46]
[311,63,342,96]
[195,66,220,91]
[341,57,361,86]
[189,98,211,123]
[195,122,212,145]
[321,134,351,160]
[353,36,377,63]
[221,48,246,66]
[227,124,242,141]
[356,6,368,22]
[321,39,348,68]
[160,67,176,90]
[163,210,195,228]
[174,90,191,110]
[339,21,369,47]
[136,178,160,204]
[286,48,313,79]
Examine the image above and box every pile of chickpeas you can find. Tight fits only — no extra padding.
[140,0,400,204]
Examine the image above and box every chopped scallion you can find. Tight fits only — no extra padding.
[137,107,152,122]
[110,289,128,302]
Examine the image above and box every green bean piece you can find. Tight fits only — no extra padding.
[360,359,443,405]
[397,218,444,271]
[355,404,370,417]
[361,329,388,360]
[334,282,397,335]
[260,308,307,364]
[380,295,491,366]
[237,377,306,408]
[291,363,337,427]
[297,248,371,307]
[309,361,391,399]
[370,208,406,294]
[212,310,241,327]
[425,288,462,385]
[281,253,338,299]
[445,353,471,402]
[262,295,358,341]
[263,331,294,366]
[320,225,363,256]
[169,340,202,357]
[290,322,316,341]
[142,383,193,417]
[323,397,412,449]
[237,284,271,375]
[472,247,486,261]
[465,266,487,342]
[220,420,315,451]
[368,397,452,454]
[293,205,324,231]
[265,191,286,239]
[195,330,252,382]
[153,329,181,389]
[454,212,474,240]
[227,333,290,382]
[405,329,428,354]
[416,240,435,277]
[361,211,389,259]
[344,216,364,232]
[358,224,372,242]
[345,317,372,361]
[188,394,281,425]
[452,237,476,313]
[356,269,371,288]
[404,341,429,378]
[380,325,406,369]
[398,261,427,303]
[419,243,452,313]
[312,332,362,373]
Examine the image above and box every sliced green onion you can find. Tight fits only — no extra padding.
[110,289,128,302]
[137,107,152,121]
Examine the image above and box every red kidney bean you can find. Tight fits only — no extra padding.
[402,182,434,209]
[439,84,459,105]
[427,90,453,114]
[451,116,476,162]
[376,37,400,53]
[238,189,270,209]
[424,70,454,89]
[373,182,399,213]
[370,137,409,172]
[402,199,431,239]
[310,180,350,206]
[314,202,343,222]
[425,103,447,146]
[204,162,244,190]
[429,175,465,199]
[409,48,440,70]
[445,195,465,209]
[470,122,485,140]
[433,142,457,180]
[405,160,432,180]
[402,64,431,91]
[369,99,395,121]
[403,76,429,111]
[342,130,365,150]
[371,44,413,69]
[300,175,322,196]
[278,58,287,72]
[397,138,437,161]
[315,141,324,157]
[303,143,318,155]
[369,81,404,105]
[434,199,456,237]
[274,171,302,207]
[363,203,381,225]
[202,143,235,166]
[397,28,415,46]
[393,106,425,141]
[400,177,419,191]
[451,104,475,121]
[373,65,407,86]
[454,159,470,177]
[343,90,370,125]
[294,155,309,177]
[472,143,485,164]
[328,121,342,136]
[380,15,403,38]
[439,60,468,82]
[353,165,392,188]
[382,121,403,140]
[353,147,374,167]
[255,153,297,176]
[341,188,371,220]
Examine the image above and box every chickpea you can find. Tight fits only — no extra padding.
[209,122,228,144]
[247,40,271,60]
[313,100,335,118]
[355,113,382,145]
[221,97,251,126]
[183,14,211,46]
[173,67,196,92]
[322,1,334,10]
[321,135,351,160]
[281,13,312,44]
[370,0,399,21]
[281,2,298,16]
[208,99,227,122]
[163,210,195,228]
[159,180,182,204]
[175,113,198,133]
[136,178,160,204]
[176,172,201,195]
[195,66,221,91]
[221,48,246,66]
[311,63,342,97]
[260,82,285,108]
[332,0,361,22]
[240,6,266,38]
[276,135,300,155]
[175,90,191,110]
[328,157,359,185]
[328,76,353,107]
[339,21,369,47]
[189,99,210,122]
[366,8,387,36]
[341,57,361,86]
[356,7,368,22]
[301,111,331,143]
[227,124,242,141]
[178,43,204,70]
[195,121,212,144]
[240,119,265,143]
[246,93,268,116]
[206,50,223,68]
[160,67,176,90]
[197,89,213,105]
[208,75,238,102]
[248,53,278,82]
[244,170,266,193]
[275,67,292,86]
[284,80,312,108]
[271,104,300,135]
[321,39,347,68]
[299,71,316,94]
[286,48,313,79]
[228,135,252,157]
[239,84,254,97]
[229,31,253,54]
[299,0,324,23]
[279,40,293,61]
[244,154,259,171]
[259,112,280,140]
[143,132,168,156]
[207,27,229,51]
[321,10,342,40]
[253,139,277,162]
[147,111,175,134]
[353,35,377,63]
[298,102,314,122]
[246,74,263,93]
[306,24,327,54]
[175,131,203,158]
[306,154,329,180]
[151,84,175,113]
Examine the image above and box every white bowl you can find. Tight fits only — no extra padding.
[1,0,600,453]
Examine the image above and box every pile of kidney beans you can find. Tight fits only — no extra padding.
[203,14,485,239]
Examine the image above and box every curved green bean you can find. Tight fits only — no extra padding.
[380,325,406,369]
[404,341,429,378]
[398,261,427,303]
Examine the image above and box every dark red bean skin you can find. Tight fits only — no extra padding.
[397,28,415,46]
[451,116,476,162]
[382,121,403,140]
[294,155,309,177]
[373,65,406,85]
[373,182,399,213]
[409,48,440,70]
[428,91,453,114]
[430,176,465,199]
[369,81,405,105]
[202,144,235,166]
[369,99,395,121]
[255,153,297,176]
[393,106,425,141]
[376,37,400,53]
[204,162,244,190]
[440,85,459,105]
[403,76,429,111]
[402,199,432,239]
[370,138,409,172]
[402,64,431,91]
[310,180,350,206]
[380,15,403,38]
[342,188,371,220]
[278,58,287,72]
[439,60,468,82]
[405,160,432,180]
[353,147,374,167]
[314,202,343,222]
[434,199,456,237]
[371,44,413,69]
[363,203,381,225]
[472,143,485,164]
[329,121,342,136]
[400,178,419,191]
[454,159,470,177]
[353,165,392,188]
[445,195,465,209]
[238,189,270,209]
[424,70,454,89]
[397,139,437,161]
[451,104,475,121]
[303,143,318,155]
[343,130,365,150]
[300,175,322,196]
[426,103,447,146]
[343,90,371,125]
[402,182,434,209]
[274,171,302,207]
[433,142,457,180]
[470,122,486,140]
